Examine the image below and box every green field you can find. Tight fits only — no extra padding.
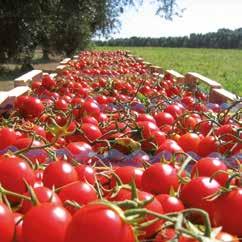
[95,47,242,96]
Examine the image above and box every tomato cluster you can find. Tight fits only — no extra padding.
[0,50,241,242]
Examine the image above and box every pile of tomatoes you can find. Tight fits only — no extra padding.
[0,50,241,242]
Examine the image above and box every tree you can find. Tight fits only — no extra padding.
[0,0,180,64]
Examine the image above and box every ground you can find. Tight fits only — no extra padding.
[0,49,63,91]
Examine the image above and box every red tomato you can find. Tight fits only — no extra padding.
[58,181,97,214]
[42,74,56,89]
[17,96,44,118]
[75,164,95,185]
[22,204,71,242]
[64,203,136,242]
[66,142,93,164]
[157,139,183,154]
[55,99,68,111]
[80,100,101,120]
[164,104,183,119]
[142,163,179,195]
[107,188,164,238]
[178,133,200,154]
[13,213,24,242]
[191,157,229,186]
[20,186,62,214]
[0,128,16,150]
[137,121,159,139]
[180,177,220,221]
[197,136,218,157]
[43,160,78,189]
[213,188,242,237]
[156,194,184,213]
[110,166,143,189]
[0,202,15,242]
[0,155,35,203]
[79,123,102,142]
[136,113,156,124]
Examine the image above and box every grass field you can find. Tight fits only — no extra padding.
[95,47,242,96]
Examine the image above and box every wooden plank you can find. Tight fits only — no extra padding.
[209,88,239,104]
[60,58,71,65]
[186,72,222,88]
[165,70,184,83]
[136,57,144,63]
[0,86,30,114]
[8,86,30,97]
[166,70,184,79]
[50,73,57,79]
[56,65,67,72]
[150,65,163,74]
[14,70,42,87]
[143,61,152,67]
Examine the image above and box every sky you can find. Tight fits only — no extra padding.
[108,0,242,38]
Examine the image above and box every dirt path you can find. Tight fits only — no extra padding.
[0,52,62,91]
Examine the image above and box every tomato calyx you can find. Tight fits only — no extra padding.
[47,113,75,138]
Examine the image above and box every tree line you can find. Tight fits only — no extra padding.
[95,28,242,49]
[0,0,179,68]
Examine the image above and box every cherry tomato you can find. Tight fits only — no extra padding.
[178,133,200,154]
[0,128,16,150]
[0,155,35,203]
[191,157,229,186]
[180,177,220,221]
[111,166,143,189]
[22,203,71,242]
[142,163,179,195]
[0,202,15,242]
[75,164,96,185]
[156,194,184,213]
[59,181,97,214]
[64,203,136,242]
[213,188,242,237]
[20,186,62,214]
[43,160,78,189]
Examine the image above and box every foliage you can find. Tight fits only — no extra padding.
[0,0,179,63]
[96,28,242,49]
[95,46,242,96]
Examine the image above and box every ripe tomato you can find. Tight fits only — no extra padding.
[178,133,200,154]
[20,186,62,214]
[180,177,220,221]
[197,136,218,157]
[66,142,93,164]
[191,157,229,186]
[59,181,97,214]
[79,123,102,142]
[142,163,179,195]
[42,74,56,89]
[16,96,44,118]
[164,104,183,119]
[75,164,95,185]
[157,139,183,154]
[136,113,156,124]
[0,202,15,242]
[156,194,184,213]
[0,128,16,150]
[13,213,24,242]
[22,203,71,242]
[213,188,242,237]
[0,155,35,203]
[64,203,136,242]
[111,166,143,189]
[43,160,78,189]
